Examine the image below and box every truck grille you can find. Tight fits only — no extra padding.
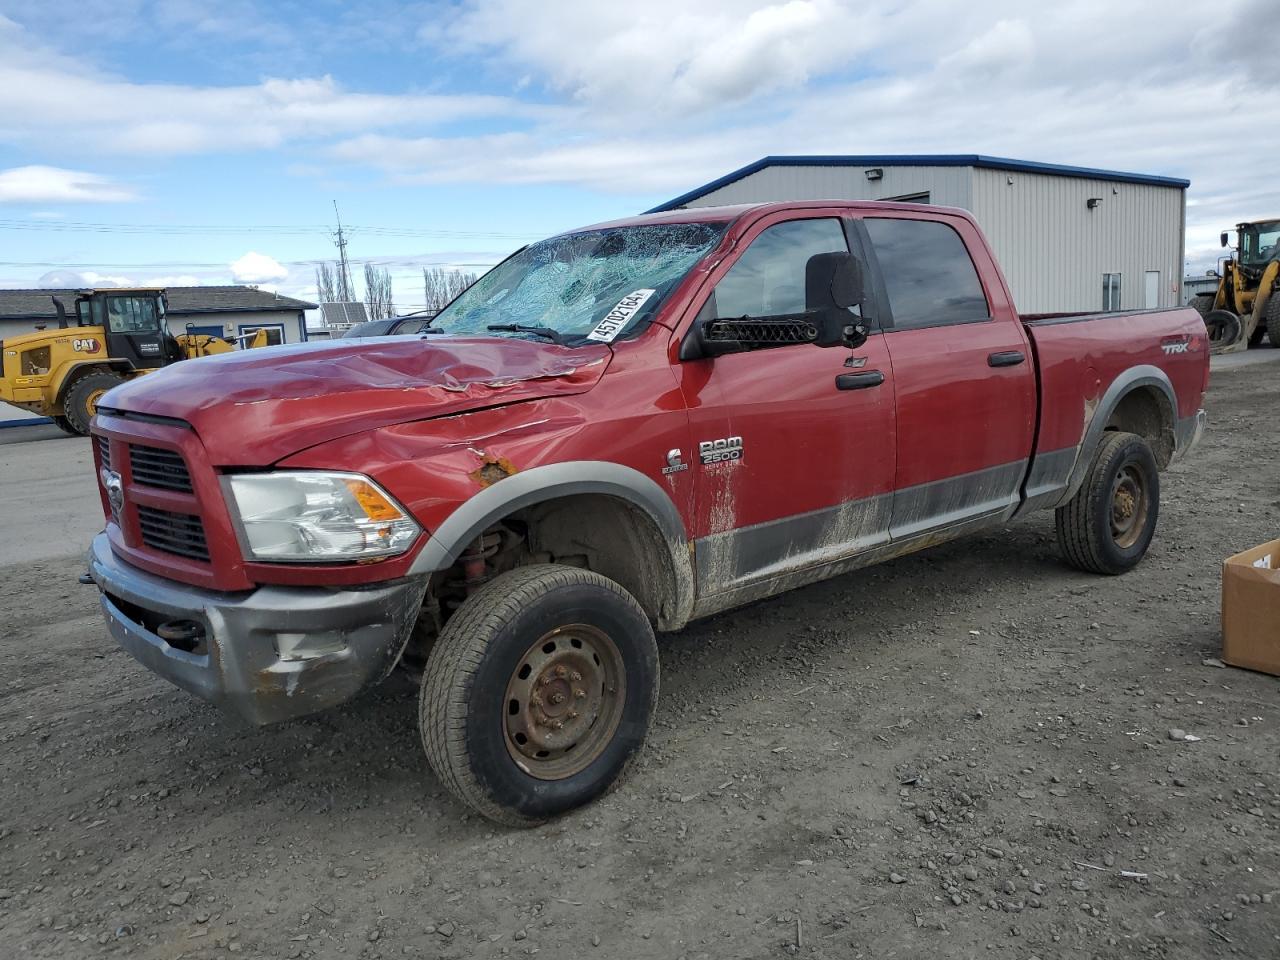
[129,444,193,492]
[137,505,210,561]
[95,434,111,469]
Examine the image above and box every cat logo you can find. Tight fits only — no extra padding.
[72,338,101,353]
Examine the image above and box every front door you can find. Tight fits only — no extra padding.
[675,212,897,601]
[100,295,176,369]
[858,212,1036,540]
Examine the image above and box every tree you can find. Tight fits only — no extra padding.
[363,264,396,319]
[422,267,477,312]
[315,262,337,303]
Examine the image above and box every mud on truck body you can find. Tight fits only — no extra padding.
[88,201,1209,824]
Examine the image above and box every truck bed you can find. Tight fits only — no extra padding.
[1018,305,1209,512]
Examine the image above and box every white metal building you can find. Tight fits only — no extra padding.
[648,155,1189,314]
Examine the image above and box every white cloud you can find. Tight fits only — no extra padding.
[230,251,288,284]
[425,0,872,115]
[142,274,206,287]
[35,268,133,288]
[0,16,544,157]
[0,165,135,203]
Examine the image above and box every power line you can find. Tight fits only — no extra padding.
[0,217,542,240]
[0,257,499,269]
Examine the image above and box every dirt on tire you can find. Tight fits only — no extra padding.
[1,364,1278,959]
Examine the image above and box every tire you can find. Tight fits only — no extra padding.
[1203,309,1242,353]
[63,370,125,435]
[52,415,78,436]
[420,563,659,826]
[1188,294,1214,319]
[1266,292,1280,348]
[1056,431,1160,575]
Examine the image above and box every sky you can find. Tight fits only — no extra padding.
[0,0,1276,318]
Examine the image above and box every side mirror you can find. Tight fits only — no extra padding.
[806,252,868,349]
[681,252,869,359]
[1221,232,1229,248]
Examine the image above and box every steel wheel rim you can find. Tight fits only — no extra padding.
[86,388,108,416]
[503,624,626,781]
[1110,462,1148,549]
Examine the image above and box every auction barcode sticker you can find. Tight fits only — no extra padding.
[586,289,657,342]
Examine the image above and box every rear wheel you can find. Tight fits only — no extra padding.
[52,415,78,436]
[419,564,659,826]
[63,370,126,435]
[1056,431,1160,575]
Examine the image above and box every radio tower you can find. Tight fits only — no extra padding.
[331,201,354,302]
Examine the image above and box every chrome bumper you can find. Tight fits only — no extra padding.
[88,533,427,725]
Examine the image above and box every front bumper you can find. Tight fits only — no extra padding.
[88,533,428,725]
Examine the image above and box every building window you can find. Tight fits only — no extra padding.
[864,217,990,329]
[239,323,285,346]
[1102,273,1122,311]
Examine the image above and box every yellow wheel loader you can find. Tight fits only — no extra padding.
[0,288,268,435]
[1189,218,1280,354]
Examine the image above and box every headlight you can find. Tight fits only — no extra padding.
[223,471,420,562]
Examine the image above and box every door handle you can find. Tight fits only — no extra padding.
[988,350,1026,367]
[835,370,885,390]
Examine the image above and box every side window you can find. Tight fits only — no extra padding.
[712,218,849,319]
[105,296,160,334]
[864,218,990,329]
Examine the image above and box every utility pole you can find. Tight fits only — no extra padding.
[331,201,354,302]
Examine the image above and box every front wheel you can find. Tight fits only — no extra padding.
[1056,431,1160,575]
[64,370,126,434]
[420,564,659,826]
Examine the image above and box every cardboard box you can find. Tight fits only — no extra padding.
[1222,539,1280,676]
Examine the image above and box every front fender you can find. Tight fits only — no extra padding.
[410,460,688,570]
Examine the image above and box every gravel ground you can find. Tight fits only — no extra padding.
[1,362,1278,960]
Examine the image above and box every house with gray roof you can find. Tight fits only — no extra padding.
[0,285,317,348]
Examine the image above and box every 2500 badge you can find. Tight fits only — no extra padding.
[699,436,743,464]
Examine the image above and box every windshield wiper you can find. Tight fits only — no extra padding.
[486,324,569,345]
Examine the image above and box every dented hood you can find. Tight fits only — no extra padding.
[103,335,611,464]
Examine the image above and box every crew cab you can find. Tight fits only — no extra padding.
[87,201,1208,825]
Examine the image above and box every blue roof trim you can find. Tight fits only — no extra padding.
[646,154,1190,212]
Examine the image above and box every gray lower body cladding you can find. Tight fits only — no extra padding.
[87,533,428,725]
[692,460,1028,612]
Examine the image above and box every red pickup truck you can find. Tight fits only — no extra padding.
[88,201,1208,824]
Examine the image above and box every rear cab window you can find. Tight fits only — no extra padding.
[863,218,990,329]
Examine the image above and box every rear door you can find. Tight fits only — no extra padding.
[677,211,897,599]
[858,212,1036,539]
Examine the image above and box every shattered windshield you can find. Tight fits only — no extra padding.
[430,222,727,344]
